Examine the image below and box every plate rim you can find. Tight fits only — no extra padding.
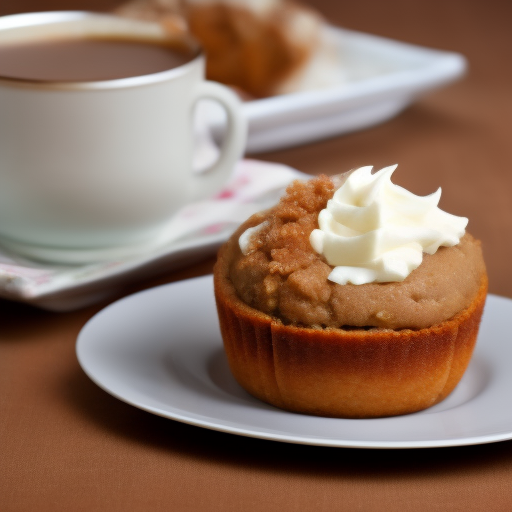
[77,275,512,449]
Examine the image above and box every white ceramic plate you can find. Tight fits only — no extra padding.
[208,27,466,153]
[76,276,511,449]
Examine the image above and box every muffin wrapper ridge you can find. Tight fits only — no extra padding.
[214,267,488,419]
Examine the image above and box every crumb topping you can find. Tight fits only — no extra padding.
[224,176,486,330]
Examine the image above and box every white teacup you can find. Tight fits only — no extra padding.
[0,11,246,262]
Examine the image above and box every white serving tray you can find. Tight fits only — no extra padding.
[209,26,466,153]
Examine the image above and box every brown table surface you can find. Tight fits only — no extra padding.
[1,1,512,510]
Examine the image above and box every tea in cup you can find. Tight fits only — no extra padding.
[0,11,247,262]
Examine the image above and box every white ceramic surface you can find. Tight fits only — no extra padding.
[0,11,246,253]
[208,26,466,153]
[77,276,512,449]
[0,160,305,311]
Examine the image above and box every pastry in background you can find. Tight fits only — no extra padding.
[114,0,345,98]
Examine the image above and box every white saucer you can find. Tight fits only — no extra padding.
[0,223,192,265]
[0,160,304,311]
[76,276,512,449]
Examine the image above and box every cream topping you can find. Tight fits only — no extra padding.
[239,221,268,255]
[309,165,468,285]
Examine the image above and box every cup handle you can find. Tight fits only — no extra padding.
[189,81,247,200]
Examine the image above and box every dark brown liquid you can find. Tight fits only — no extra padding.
[0,37,195,82]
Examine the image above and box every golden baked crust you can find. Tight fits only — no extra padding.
[227,176,486,329]
[214,251,488,418]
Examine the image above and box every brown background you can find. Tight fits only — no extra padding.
[1,1,512,511]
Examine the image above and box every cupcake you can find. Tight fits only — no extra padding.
[213,166,487,418]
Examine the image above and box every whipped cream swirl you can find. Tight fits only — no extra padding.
[309,165,468,285]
